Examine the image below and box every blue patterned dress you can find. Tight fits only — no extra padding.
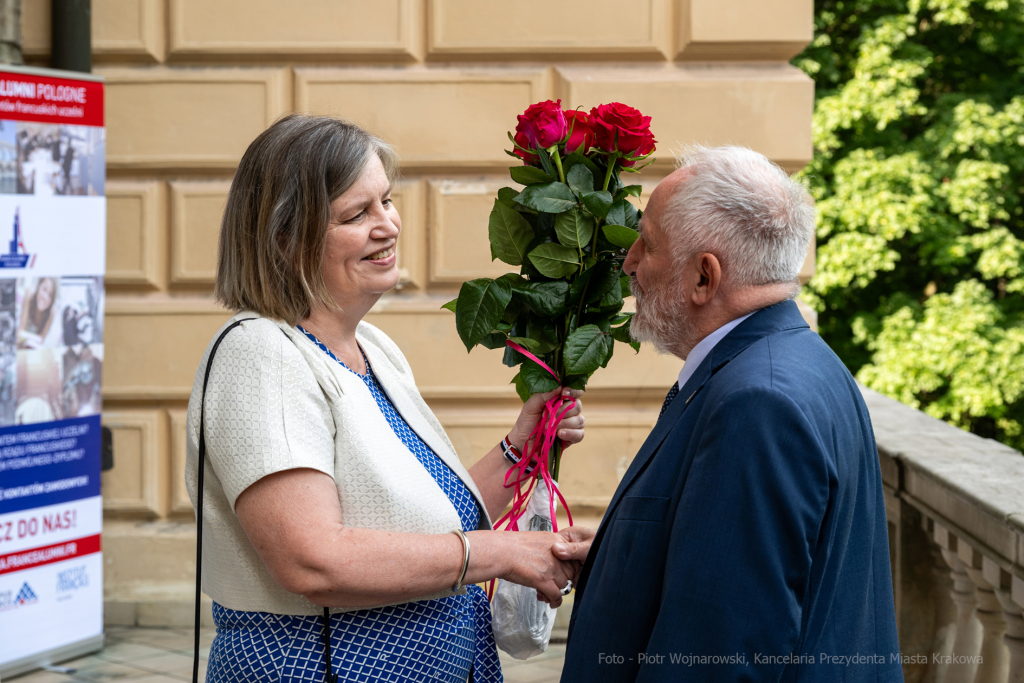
[204,328,502,683]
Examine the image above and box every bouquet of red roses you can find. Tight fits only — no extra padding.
[447,99,656,484]
[448,99,655,658]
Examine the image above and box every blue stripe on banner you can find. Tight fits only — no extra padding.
[0,415,101,514]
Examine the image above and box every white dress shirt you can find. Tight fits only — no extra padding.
[676,312,754,390]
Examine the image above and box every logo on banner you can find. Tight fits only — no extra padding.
[0,208,31,269]
[56,564,88,600]
[0,581,38,610]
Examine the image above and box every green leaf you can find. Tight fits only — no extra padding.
[488,200,535,266]
[610,312,631,325]
[581,191,613,219]
[623,201,640,229]
[565,375,589,391]
[610,316,634,344]
[512,280,570,317]
[600,340,615,368]
[605,200,627,227]
[596,277,623,309]
[566,165,595,195]
[562,152,601,178]
[507,336,539,351]
[554,207,595,248]
[520,359,560,396]
[515,183,578,214]
[528,243,581,278]
[441,298,458,314]
[537,147,557,177]
[564,325,613,375]
[587,261,620,304]
[480,332,508,350]
[510,165,555,185]
[570,260,617,306]
[497,272,525,286]
[497,187,520,208]
[602,224,639,249]
[511,372,532,403]
[524,318,559,353]
[614,185,643,201]
[455,278,513,352]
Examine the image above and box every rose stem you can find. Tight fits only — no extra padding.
[552,435,563,483]
[602,154,617,192]
[551,146,566,184]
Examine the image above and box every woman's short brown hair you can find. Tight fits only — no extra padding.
[215,114,399,325]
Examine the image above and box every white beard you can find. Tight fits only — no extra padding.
[629,275,700,357]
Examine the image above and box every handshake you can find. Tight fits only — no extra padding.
[477,526,595,608]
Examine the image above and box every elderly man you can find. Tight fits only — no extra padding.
[555,147,902,682]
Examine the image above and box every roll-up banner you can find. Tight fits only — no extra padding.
[0,65,106,678]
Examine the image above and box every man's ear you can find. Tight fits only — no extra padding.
[690,253,722,306]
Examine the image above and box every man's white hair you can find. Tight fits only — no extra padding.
[666,145,814,287]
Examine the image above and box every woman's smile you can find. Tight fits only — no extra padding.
[363,245,396,264]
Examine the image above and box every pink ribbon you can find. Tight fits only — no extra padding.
[493,341,575,535]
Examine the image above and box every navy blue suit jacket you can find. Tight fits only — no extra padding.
[561,300,902,682]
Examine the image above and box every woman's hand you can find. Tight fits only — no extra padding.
[471,530,576,607]
[508,387,585,452]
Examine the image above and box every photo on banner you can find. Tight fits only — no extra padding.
[0,121,16,194]
[0,278,16,426]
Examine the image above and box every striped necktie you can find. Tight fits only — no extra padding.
[659,383,680,419]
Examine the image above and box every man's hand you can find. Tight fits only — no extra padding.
[553,526,596,583]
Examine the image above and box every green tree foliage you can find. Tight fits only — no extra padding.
[796,0,1024,449]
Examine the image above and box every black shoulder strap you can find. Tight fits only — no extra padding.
[192,318,252,683]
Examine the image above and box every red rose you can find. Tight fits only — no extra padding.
[563,109,596,154]
[589,102,657,158]
[515,100,568,151]
[513,130,539,165]
[619,131,656,166]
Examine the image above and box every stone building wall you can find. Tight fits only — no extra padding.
[21,0,814,623]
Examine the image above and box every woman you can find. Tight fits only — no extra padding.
[17,277,58,349]
[186,115,590,683]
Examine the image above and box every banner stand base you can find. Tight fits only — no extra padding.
[0,632,104,679]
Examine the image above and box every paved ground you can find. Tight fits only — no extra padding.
[9,626,566,683]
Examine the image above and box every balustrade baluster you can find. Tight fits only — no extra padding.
[964,566,1009,683]
[941,547,983,683]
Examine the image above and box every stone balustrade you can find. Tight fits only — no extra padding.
[863,386,1024,683]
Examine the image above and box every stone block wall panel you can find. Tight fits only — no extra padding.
[103,300,231,401]
[393,179,428,290]
[556,64,814,172]
[427,0,671,59]
[677,0,814,61]
[102,68,290,170]
[168,0,422,61]
[168,409,192,515]
[106,180,166,289]
[428,178,520,284]
[294,67,551,169]
[101,409,168,516]
[169,180,231,285]
[23,0,165,62]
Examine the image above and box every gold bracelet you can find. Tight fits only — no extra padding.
[450,529,470,592]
